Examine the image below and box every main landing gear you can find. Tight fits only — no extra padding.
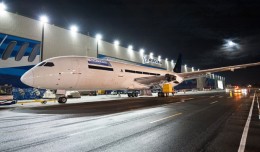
[127,92,138,97]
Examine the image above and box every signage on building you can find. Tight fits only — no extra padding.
[143,55,162,65]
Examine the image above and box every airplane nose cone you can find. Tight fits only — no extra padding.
[21,70,34,87]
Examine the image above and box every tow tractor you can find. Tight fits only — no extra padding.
[0,85,17,105]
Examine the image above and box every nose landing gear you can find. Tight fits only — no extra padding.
[58,97,67,103]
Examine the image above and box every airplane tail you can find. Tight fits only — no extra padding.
[173,54,182,73]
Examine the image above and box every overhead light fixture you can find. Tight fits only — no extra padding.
[114,40,120,46]
[140,48,145,54]
[150,52,153,58]
[0,2,7,12]
[128,45,133,50]
[96,34,102,41]
[70,25,78,32]
[40,15,49,23]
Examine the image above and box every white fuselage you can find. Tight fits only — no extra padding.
[21,56,184,90]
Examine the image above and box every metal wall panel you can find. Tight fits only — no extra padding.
[0,12,41,41]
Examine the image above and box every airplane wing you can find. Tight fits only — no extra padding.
[134,76,166,85]
[134,74,176,87]
[178,62,260,80]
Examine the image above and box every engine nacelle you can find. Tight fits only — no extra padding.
[165,74,176,82]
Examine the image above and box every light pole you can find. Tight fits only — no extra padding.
[39,15,48,61]
[96,34,102,58]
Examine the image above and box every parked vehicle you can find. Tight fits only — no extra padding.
[0,85,17,105]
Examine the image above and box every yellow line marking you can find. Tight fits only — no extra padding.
[17,99,56,104]
[150,113,182,123]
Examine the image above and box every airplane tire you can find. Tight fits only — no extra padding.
[158,92,161,97]
[41,100,47,104]
[128,93,132,97]
[58,97,67,103]
[134,93,138,97]
[158,92,165,97]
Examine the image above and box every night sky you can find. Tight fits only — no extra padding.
[6,0,260,85]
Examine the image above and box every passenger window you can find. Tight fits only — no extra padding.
[28,44,40,62]
[44,62,54,67]
[2,41,17,60]
[15,42,29,61]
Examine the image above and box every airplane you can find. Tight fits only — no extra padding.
[20,54,260,103]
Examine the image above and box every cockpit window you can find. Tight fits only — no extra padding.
[38,62,46,66]
[43,62,54,67]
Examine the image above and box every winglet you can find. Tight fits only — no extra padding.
[173,54,182,73]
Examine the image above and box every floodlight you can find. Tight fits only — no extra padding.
[0,2,7,12]
[40,15,48,23]
[96,34,102,41]
[70,25,78,32]
[140,48,145,54]
[128,45,133,50]
[114,40,120,46]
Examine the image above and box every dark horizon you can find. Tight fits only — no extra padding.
[5,0,260,85]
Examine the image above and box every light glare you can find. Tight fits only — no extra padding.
[70,25,78,32]
[114,40,120,46]
[40,15,48,23]
[0,2,6,12]
[140,48,145,54]
[128,45,133,50]
[96,34,102,41]
[150,52,153,57]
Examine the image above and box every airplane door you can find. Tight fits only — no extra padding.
[57,59,80,89]
[116,68,125,88]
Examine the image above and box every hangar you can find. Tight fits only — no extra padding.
[0,10,225,100]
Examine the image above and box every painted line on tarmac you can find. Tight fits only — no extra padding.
[175,98,195,104]
[210,101,219,104]
[150,113,182,124]
[238,92,256,152]
[257,96,260,120]
[186,98,195,101]
[17,99,57,104]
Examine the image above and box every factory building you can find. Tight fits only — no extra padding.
[0,11,225,99]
